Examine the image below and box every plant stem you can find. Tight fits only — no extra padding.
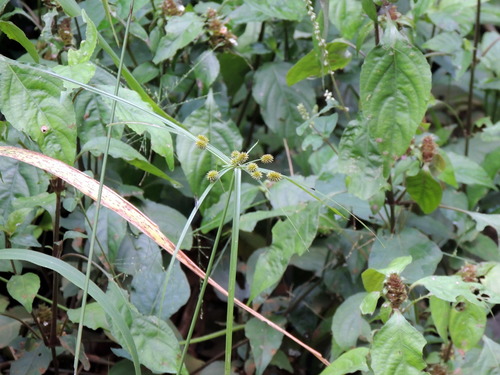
[225,168,241,374]
[387,176,396,234]
[464,0,481,156]
[283,138,294,176]
[177,175,235,373]
[73,2,134,373]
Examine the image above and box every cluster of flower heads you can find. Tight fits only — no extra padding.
[206,8,237,50]
[162,0,185,16]
[195,135,282,184]
[304,0,329,68]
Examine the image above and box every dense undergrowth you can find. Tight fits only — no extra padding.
[1,0,500,374]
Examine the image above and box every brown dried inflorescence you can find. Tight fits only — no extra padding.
[426,364,448,375]
[421,135,437,163]
[162,0,184,16]
[206,8,237,50]
[385,273,407,309]
[458,263,478,282]
[58,18,73,46]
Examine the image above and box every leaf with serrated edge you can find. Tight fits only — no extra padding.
[360,38,431,158]
[371,311,426,375]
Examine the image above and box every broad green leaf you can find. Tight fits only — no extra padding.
[105,283,182,374]
[360,38,431,158]
[95,85,175,170]
[53,10,97,87]
[331,293,371,350]
[481,31,500,76]
[69,10,97,64]
[194,50,220,89]
[253,62,315,144]
[153,13,204,63]
[0,21,39,62]
[446,151,495,188]
[250,203,320,301]
[244,0,307,21]
[245,316,286,375]
[406,169,442,214]
[286,42,352,86]
[361,269,385,292]
[429,296,450,343]
[10,340,51,375]
[116,233,164,276]
[200,183,260,233]
[422,31,462,54]
[465,211,500,234]
[218,52,250,96]
[337,119,387,200]
[7,273,40,313]
[80,137,177,183]
[368,228,442,283]
[371,311,426,375]
[67,302,109,330]
[449,299,486,351]
[132,62,159,84]
[376,255,414,276]
[361,0,377,21]
[428,3,475,36]
[176,92,242,208]
[319,347,370,375]
[462,234,500,262]
[130,262,190,320]
[84,204,127,264]
[482,264,500,295]
[0,61,77,164]
[239,206,298,232]
[329,0,365,40]
[360,291,381,315]
[466,336,500,375]
[0,314,22,348]
[141,200,192,250]
[414,275,500,307]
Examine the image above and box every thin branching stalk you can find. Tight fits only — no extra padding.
[157,167,232,318]
[177,174,235,373]
[73,2,134,373]
[225,168,242,374]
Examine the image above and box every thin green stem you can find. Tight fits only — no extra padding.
[465,0,481,156]
[179,324,245,345]
[225,168,241,374]
[73,1,134,373]
[177,174,235,373]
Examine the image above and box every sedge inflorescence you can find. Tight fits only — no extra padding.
[198,137,282,183]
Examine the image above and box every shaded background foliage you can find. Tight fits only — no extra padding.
[1,0,500,374]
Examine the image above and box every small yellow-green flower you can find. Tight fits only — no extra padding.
[206,170,219,182]
[266,171,282,182]
[251,171,263,180]
[246,163,258,172]
[230,151,249,165]
[260,154,274,164]
[195,135,209,149]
